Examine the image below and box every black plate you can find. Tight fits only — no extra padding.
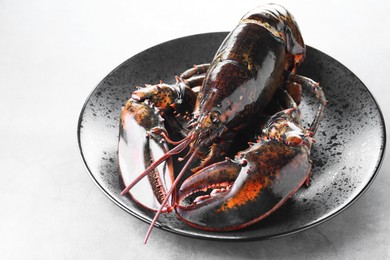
[77,32,386,241]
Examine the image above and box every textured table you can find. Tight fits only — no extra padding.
[1,0,389,259]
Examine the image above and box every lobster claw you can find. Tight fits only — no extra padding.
[119,99,174,211]
[119,78,201,212]
[176,123,312,231]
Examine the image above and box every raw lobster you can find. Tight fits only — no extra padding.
[118,3,327,242]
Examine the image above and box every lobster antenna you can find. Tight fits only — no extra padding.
[309,102,326,135]
[144,149,198,244]
[120,135,193,195]
[158,131,190,146]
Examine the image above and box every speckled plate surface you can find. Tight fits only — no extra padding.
[77,32,386,241]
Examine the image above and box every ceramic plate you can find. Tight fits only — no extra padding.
[78,32,386,241]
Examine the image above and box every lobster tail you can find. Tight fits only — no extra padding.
[241,4,305,58]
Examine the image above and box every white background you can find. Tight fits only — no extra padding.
[1,0,389,259]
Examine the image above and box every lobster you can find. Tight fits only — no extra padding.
[118,3,327,243]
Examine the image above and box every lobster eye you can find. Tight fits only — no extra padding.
[285,134,303,146]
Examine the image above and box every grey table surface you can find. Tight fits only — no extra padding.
[1,0,389,259]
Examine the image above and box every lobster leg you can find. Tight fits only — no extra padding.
[179,63,210,80]
[179,63,210,91]
[288,74,328,134]
[178,63,210,114]
[285,81,302,105]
